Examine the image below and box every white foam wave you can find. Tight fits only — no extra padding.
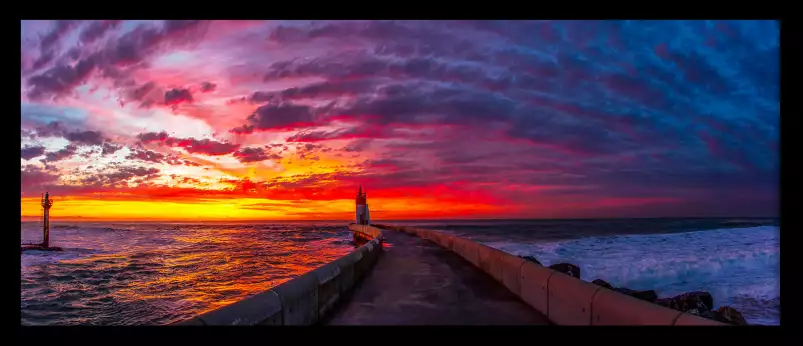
[483,226,780,325]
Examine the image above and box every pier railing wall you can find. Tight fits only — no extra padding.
[380,225,725,326]
[175,224,384,326]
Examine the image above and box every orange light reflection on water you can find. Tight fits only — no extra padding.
[31,224,355,323]
[117,229,352,316]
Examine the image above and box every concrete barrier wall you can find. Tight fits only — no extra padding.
[591,287,682,325]
[175,224,384,326]
[478,244,505,282]
[674,312,731,326]
[499,254,526,297]
[272,271,319,325]
[547,272,600,325]
[333,251,362,297]
[451,236,480,267]
[311,262,342,318]
[193,290,284,325]
[436,233,455,249]
[385,225,726,326]
[519,261,554,315]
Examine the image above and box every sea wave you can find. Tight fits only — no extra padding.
[21,223,355,325]
[481,226,780,325]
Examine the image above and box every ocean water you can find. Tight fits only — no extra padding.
[20,221,355,325]
[396,218,780,325]
[21,218,780,325]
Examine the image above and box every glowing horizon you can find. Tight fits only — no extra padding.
[21,20,779,221]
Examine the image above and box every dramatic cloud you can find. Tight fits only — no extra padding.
[232,147,282,163]
[64,130,105,146]
[164,88,193,106]
[200,82,216,92]
[79,20,121,44]
[126,148,168,164]
[102,142,122,155]
[21,146,46,160]
[24,20,210,101]
[21,165,60,193]
[20,20,779,219]
[231,103,321,132]
[138,131,240,156]
[34,121,67,137]
[44,144,78,162]
[39,20,81,52]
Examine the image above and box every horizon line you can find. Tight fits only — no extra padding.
[20,216,780,223]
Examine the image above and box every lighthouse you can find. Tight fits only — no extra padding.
[355,186,370,225]
[21,192,62,252]
[41,192,53,248]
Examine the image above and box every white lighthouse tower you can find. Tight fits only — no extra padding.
[355,186,370,225]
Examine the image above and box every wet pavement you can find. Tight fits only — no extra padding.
[322,229,551,325]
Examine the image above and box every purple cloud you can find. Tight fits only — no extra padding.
[21,146,46,160]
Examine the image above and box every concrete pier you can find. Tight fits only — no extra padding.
[322,229,550,325]
[176,223,723,326]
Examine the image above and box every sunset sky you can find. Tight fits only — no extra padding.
[20,20,779,221]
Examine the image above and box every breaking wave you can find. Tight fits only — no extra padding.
[482,226,780,325]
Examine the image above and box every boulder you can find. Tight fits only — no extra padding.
[655,291,714,312]
[591,279,615,290]
[519,255,542,266]
[615,288,658,303]
[694,307,747,325]
[696,309,721,320]
[548,262,580,279]
[717,306,748,326]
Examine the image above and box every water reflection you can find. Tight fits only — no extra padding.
[21,222,355,325]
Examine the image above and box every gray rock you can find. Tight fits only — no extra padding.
[592,279,615,290]
[519,255,542,266]
[655,291,714,312]
[548,262,580,279]
[615,288,658,303]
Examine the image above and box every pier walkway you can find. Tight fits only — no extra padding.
[322,229,550,325]
[177,224,722,326]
